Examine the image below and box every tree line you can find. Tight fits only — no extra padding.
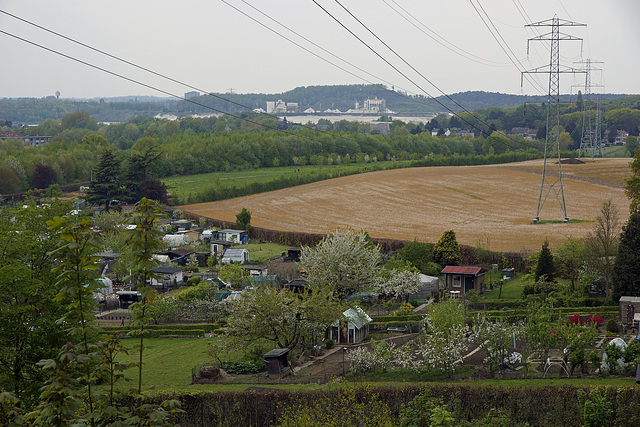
[2,96,639,198]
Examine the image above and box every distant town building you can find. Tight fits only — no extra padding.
[184,91,200,100]
[0,131,51,146]
[369,121,391,136]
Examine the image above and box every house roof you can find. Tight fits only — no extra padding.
[152,267,183,274]
[333,307,372,329]
[210,240,232,245]
[223,248,248,256]
[264,348,290,358]
[419,274,439,285]
[620,296,640,303]
[219,228,245,233]
[168,248,193,256]
[441,266,487,275]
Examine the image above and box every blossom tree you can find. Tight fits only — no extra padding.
[373,268,423,302]
[300,229,382,299]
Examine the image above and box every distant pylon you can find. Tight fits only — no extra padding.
[576,59,604,161]
[522,16,585,224]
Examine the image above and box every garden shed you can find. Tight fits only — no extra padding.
[442,266,488,295]
[619,296,640,326]
[263,348,292,379]
[329,307,372,345]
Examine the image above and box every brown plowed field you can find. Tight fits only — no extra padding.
[182,158,632,253]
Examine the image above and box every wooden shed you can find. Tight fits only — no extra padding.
[619,296,640,326]
[263,348,292,379]
[442,266,488,295]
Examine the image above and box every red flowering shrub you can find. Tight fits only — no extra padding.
[587,315,603,327]
[569,314,583,325]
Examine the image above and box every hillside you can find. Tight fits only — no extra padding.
[182,158,631,253]
[2,86,634,123]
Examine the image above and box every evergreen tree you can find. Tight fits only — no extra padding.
[235,207,252,231]
[85,149,121,211]
[534,239,556,282]
[611,212,640,301]
[432,230,461,266]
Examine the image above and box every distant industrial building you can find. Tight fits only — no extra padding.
[266,99,300,114]
[184,91,200,100]
[347,97,392,114]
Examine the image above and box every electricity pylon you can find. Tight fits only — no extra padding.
[523,16,585,224]
[576,59,604,161]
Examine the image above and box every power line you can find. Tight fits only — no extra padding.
[0,8,394,150]
[311,0,495,135]
[382,0,514,68]
[0,27,381,153]
[468,0,547,94]
[0,9,282,123]
[221,1,458,117]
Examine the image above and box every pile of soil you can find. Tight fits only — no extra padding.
[558,158,585,164]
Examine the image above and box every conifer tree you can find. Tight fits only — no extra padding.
[612,212,640,301]
[432,230,461,266]
[534,239,555,282]
[85,149,121,211]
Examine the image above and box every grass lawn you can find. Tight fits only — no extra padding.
[482,271,573,301]
[110,337,639,394]
[482,271,529,300]
[116,337,222,391]
[602,145,632,158]
[241,241,290,263]
[162,161,411,202]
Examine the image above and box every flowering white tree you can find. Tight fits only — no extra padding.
[470,315,524,375]
[346,347,377,374]
[373,269,423,302]
[415,323,469,377]
[300,229,382,298]
[346,340,417,374]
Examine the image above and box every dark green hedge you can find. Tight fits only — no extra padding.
[101,323,218,333]
[370,321,422,332]
[143,385,640,427]
[371,314,425,322]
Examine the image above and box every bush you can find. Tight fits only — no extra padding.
[325,339,334,350]
[187,276,202,286]
[607,319,619,334]
[223,361,264,375]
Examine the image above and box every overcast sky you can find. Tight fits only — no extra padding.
[1,0,638,100]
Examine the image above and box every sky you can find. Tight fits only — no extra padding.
[1,0,639,100]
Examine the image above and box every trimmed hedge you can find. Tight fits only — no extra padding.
[101,323,218,333]
[371,314,425,322]
[144,385,640,427]
[370,321,422,333]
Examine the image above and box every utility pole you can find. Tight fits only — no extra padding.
[523,16,585,224]
[576,59,604,161]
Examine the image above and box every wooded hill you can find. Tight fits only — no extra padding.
[1,85,636,123]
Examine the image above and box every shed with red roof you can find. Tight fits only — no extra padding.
[441,266,488,296]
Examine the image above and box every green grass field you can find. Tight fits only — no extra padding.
[241,241,290,263]
[482,271,530,300]
[112,336,637,393]
[162,161,411,202]
[602,145,632,158]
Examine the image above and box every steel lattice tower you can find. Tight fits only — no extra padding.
[523,16,585,224]
[577,59,604,161]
